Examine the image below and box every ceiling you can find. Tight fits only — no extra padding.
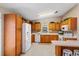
[0,3,76,20]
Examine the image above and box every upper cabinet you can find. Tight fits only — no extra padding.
[55,22,61,31]
[49,22,61,31]
[69,17,77,31]
[31,17,77,33]
[31,22,41,32]
[49,22,56,31]
[61,17,77,31]
[48,17,77,32]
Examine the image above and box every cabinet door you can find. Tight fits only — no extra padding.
[46,35,50,43]
[52,23,56,31]
[40,35,58,43]
[40,35,45,43]
[61,21,63,26]
[49,23,53,30]
[31,22,41,32]
[64,21,66,25]
[40,35,49,43]
[55,23,60,31]
[16,15,22,55]
[61,21,65,25]
[4,14,16,56]
[35,22,41,32]
[65,20,68,25]
[49,22,55,31]
[31,34,35,43]
[62,20,67,25]
[31,23,35,32]
[50,35,58,41]
[71,18,77,31]
[67,18,77,31]
[67,19,71,30]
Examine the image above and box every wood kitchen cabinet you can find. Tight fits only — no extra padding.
[40,35,58,43]
[55,22,61,31]
[31,22,41,32]
[35,22,41,31]
[55,46,62,56]
[61,21,65,26]
[70,18,77,31]
[49,22,56,31]
[31,23,35,32]
[61,17,77,31]
[4,14,22,56]
[50,35,58,41]
[61,20,68,25]
[40,35,50,43]
[55,46,79,56]
[16,15,22,56]
[31,34,35,43]
[49,22,60,31]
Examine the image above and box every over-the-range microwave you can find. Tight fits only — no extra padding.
[61,25,69,31]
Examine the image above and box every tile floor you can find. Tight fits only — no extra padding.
[21,43,55,56]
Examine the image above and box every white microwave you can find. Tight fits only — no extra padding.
[61,25,69,31]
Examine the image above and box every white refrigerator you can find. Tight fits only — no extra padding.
[22,23,31,53]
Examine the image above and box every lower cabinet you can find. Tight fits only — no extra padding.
[55,46,79,56]
[31,34,58,43]
[40,35,50,43]
[31,34,35,43]
[40,35,58,43]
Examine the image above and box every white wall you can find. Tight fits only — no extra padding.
[0,13,3,55]
[62,4,79,40]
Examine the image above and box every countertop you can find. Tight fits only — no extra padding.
[32,33,77,38]
[51,40,79,47]
[32,32,58,35]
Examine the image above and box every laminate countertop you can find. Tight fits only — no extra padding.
[32,33,58,35]
[51,40,79,47]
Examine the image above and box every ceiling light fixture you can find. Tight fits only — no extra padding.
[39,12,53,17]
[38,10,58,18]
[55,11,58,14]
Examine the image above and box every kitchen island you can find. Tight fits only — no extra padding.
[52,40,79,56]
